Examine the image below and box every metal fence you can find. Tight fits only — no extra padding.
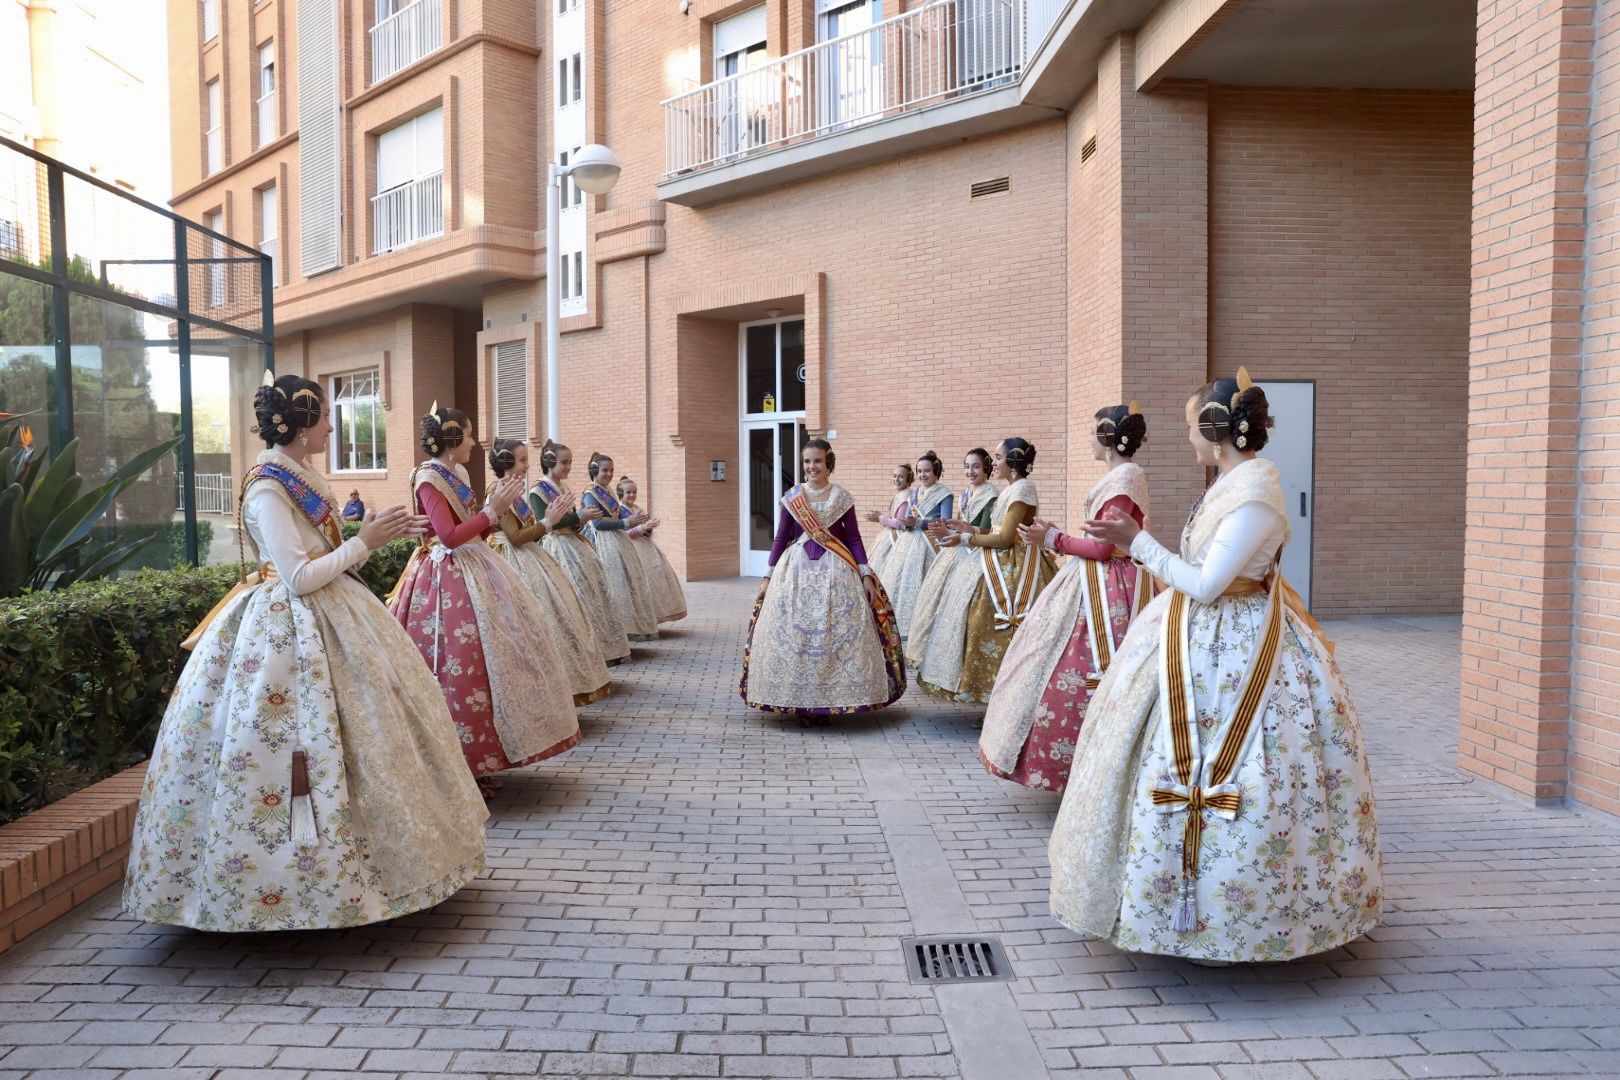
[663,0,1069,177]
[178,473,235,516]
[372,0,443,84]
[372,171,444,253]
[0,134,274,565]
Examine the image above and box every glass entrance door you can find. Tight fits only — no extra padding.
[739,317,808,576]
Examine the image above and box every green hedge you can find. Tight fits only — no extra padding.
[0,539,419,825]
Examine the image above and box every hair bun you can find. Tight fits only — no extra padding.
[1228,385,1273,453]
[253,375,321,447]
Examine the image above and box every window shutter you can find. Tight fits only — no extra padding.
[493,341,528,440]
[298,0,342,275]
[714,5,767,60]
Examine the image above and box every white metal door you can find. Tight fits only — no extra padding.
[740,419,805,576]
[1256,380,1314,609]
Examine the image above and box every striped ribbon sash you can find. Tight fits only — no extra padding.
[981,544,1041,632]
[783,489,860,573]
[1152,572,1285,933]
[1079,556,1150,690]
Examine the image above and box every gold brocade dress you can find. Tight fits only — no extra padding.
[622,500,688,624]
[488,502,615,706]
[907,478,1056,704]
[531,479,633,665]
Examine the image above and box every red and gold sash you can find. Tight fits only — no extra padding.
[782,485,859,572]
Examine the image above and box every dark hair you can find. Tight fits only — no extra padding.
[1195,373,1273,453]
[587,452,613,480]
[894,462,916,486]
[488,438,524,478]
[615,475,636,502]
[541,439,569,474]
[253,375,323,447]
[1094,404,1147,458]
[1001,437,1037,478]
[804,437,836,473]
[965,447,992,476]
[915,450,943,481]
[420,404,469,457]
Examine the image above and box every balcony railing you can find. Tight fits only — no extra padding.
[256,92,277,147]
[371,171,443,254]
[371,0,442,84]
[662,0,1066,177]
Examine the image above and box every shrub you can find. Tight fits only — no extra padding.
[104,520,216,573]
[358,537,418,601]
[0,564,237,823]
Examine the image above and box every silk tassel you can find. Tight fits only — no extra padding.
[1171,876,1198,933]
[290,749,317,848]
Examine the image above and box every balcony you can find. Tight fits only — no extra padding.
[660,0,1069,204]
[256,92,277,147]
[371,0,443,85]
[371,171,443,254]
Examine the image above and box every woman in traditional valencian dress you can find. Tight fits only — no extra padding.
[978,405,1151,793]
[1048,370,1381,964]
[125,376,488,932]
[906,439,1056,703]
[580,453,662,641]
[615,474,688,625]
[863,463,915,576]
[876,451,953,641]
[905,448,996,673]
[486,439,615,706]
[531,440,632,666]
[740,438,906,717]
[390,405,581,793]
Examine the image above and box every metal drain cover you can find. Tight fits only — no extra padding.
[901,936,1013,984]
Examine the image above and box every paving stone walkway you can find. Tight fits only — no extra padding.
[2,580,1619,1079]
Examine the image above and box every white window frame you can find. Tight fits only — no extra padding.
[206,210,225,308]
[205,78,222,174]
[558,52,582,107]
[375,0,403,18]
[376,107,444,193]
[202,0,219,43]
[330,369,387,473]
[256,42,277,148]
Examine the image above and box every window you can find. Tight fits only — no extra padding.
[558,52,582,107]
[376,0,403,18]
[202,0,219,42]
[559,249,584,302]
[258,185,277,270]
[256,42,277,147]
[206,210,225,307]
[558,147,584,207]
[377,107,444,193]
[557,0,579,12]
[714,6,768,79]
[204,79,222,173]
[0,219,21,258]
[492,342,528,440]
[331,370,387,472]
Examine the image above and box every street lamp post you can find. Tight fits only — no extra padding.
[545,143,622,442]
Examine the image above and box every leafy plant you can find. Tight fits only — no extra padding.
[0,418,183,597]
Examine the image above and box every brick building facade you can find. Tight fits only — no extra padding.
[166,0,1615,817]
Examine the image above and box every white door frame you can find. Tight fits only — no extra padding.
[1255,379,1315,610]
[738,316,808,577]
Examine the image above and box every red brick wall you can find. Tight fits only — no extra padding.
[1210,87,1473,617]
[1463,0,1592,801]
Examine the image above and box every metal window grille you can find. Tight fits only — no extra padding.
[493,342,528,440]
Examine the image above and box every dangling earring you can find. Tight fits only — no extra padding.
[299,434,309,449]
[1213,442,1222,462]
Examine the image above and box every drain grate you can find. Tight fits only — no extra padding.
[901,936,1013,984]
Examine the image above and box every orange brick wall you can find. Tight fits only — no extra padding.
[1210,87,1473,617]
[1462,0,1591,802]
[1571,0,1620,814]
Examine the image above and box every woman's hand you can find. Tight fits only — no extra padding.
[358,505,415,549]
[863,510,881,523]
[900,515,919,529]
[579,504,604,523]
[1080,505,1142,549]
[404,513,431,538]
[862,574,880,606]
[628,510,650,528]
[483,476,524,517]
[1019,516,1056,548]
[925,520,952,541]
[936,531,963,548]
[541,489,575,528]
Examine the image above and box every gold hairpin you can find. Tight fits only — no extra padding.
[1128,400,1139,416]
[291,388,320,404]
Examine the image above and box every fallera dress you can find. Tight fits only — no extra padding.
[978,462,1153,793]
[622,499,688,625]
[866,490,910,577]
[875,481,953,640]
[1047,458,1382,963]
[488,497,615,706]
[124,449,488,932]
[740,482,906,715]
[581,483,662,641]
[906,478,1056,703]
[390,461,581,775]
[531,478,632,665]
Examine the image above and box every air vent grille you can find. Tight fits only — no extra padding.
[1080,136,1098,163]
[970,176,1010,198]
[902,937,1013,984]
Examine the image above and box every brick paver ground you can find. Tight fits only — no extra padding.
[2,580,1619,1079]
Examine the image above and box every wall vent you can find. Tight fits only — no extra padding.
[1080,136,1098,163]
[970,176,1010,198]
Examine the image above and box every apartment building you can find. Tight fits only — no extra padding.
[168,0,1620,819]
